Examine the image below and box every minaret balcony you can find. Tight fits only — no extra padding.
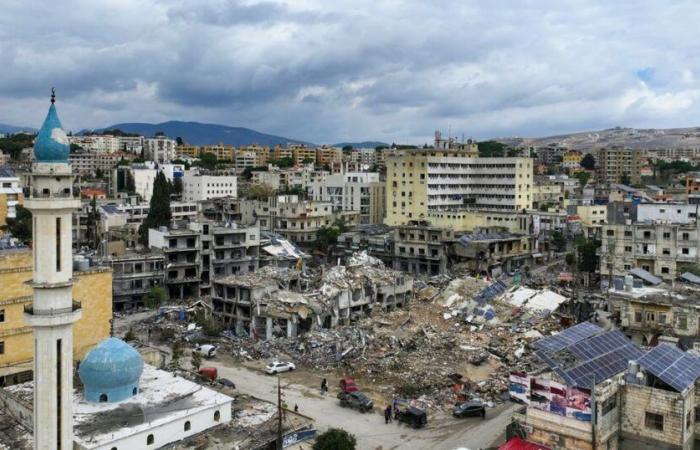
[24,300,82,327]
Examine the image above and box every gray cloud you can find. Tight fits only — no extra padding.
[2,0,700,143]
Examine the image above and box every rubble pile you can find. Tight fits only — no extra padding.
[222,275,565,412]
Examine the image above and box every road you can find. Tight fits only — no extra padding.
[209,361,517,450]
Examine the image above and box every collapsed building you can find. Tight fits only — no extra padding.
[209,252,413,340]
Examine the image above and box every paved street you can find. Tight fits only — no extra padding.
[209,361,517,450]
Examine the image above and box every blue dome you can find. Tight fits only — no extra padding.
[34,103,69,163]
[79,338,144,403]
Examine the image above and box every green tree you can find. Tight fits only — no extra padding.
[2,205,32,244]
[580,153,596,170]
[302,157,315,165]
[126,170,136,193]
[0,133,35,160]
[550,230,567,252]
[269,156,294,168]
[477,140,509,157]
[341,145,353,153]
[139,171,172,246]
[313,428,357,450]
[196,152,218,170]
[315,226,340,252]
[175,136,184,146]
[573,171,591,188]
[565,253,576,266]
[143,286,166,309]
[191,351,202,371]
[86,196,99,249]
[69,143,83,153]
[172,177,183,196]
[576,237,600,274]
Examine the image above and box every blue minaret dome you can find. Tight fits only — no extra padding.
[78,337,144,403]
[34,89,70,163]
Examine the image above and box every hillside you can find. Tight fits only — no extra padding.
[84,121,313,147]
[0,123,36,134]
[495,126,700,151]
[332,141,389,149]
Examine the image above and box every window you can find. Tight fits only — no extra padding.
[659,314,667,324]
[683,233,690,240]
[607,230,615,237]
[661,267,669,274]
[147,434,155,445]
[99,393,108,402]
[662,248,670,255]
[0,309,4,323]
[683,248,689,255]
[624,230,632,237]
[687,411,692,429]
[56,218,61,271]
[645,412,664,431]
[133,387,138,395]
[601,397,617,415]
[644,231,651,239]
[184,421,191,431]
[635,311,642,323]
[214,410,221,421]
[678,314,688,330]
[0,341,4,354]
[663,232,671,239]
[624,246,632,253]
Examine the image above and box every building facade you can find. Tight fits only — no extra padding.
[598,147,644,186]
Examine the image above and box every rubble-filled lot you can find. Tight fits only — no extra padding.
[212,275,568,414]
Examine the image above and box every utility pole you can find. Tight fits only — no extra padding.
[277,375,283,450]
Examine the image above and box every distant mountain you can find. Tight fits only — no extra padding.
[494,126,700,151]
[332,141,389,149]
[0,123,36,134]
[84,121,314,147]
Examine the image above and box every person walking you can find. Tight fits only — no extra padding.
[385,405,393,424]
[320,378,328,395]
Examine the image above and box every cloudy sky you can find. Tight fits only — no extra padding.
[2,0,700,143]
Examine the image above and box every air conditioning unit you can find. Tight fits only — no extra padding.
[549,433,562,444]
[523,425,534,434]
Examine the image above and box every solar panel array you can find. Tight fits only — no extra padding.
[638,344,700,392]
[533,321,602,353]
[534,324,645,388]
[473,280,508,304]
[564,336,645,387]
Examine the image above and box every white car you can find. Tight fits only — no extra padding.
[194,344,217,358]
[265,361,296,374]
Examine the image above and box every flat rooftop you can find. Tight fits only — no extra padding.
[3,365,232,449]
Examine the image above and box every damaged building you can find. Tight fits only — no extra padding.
[209,253,412,340]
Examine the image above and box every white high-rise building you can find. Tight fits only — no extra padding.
[23,92,82,449]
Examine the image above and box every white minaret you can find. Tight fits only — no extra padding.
[23,90,81,450]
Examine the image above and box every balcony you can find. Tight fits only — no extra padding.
[24,300,81,316]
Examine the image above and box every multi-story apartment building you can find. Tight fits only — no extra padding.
[534,144,567,165]
[148,226,200,299]
[202,144,235,161]
[144,136,177,163]
[272,145,293,160]
[240,195,360,244]
[110,251,165,311]
[647,147,700,162]
[292,145,317,166]
[561,149,582,170]
[188,221,260,297]
[182,172,237,202]
[391,221,452,276]
[0,167,23,227]
[176,145,200,160]
[385,147,533,227]
[308,171,385,224]
[599,220,700,281]
[0,248,111,386]
[238,145,270,166]
[234,150,259,170]
[69,150,126,175]
[69,135,122,153]
[350,148,378,167]
[598,147,644,186]
[316,146,343,168]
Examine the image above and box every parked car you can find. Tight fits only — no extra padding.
[338,390,374,413]
[396,406,428,428]
[453,401,486,419]
[218,378,236,389]
[194,344,217,358]
[265,361,296,374]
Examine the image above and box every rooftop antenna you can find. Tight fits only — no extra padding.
[50,87,56,104]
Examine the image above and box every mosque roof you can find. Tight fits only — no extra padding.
[33,90,70,163]
[78,338,144,402]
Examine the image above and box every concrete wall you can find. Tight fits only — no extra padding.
[621,383,694,450]
[0,250,112,373]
